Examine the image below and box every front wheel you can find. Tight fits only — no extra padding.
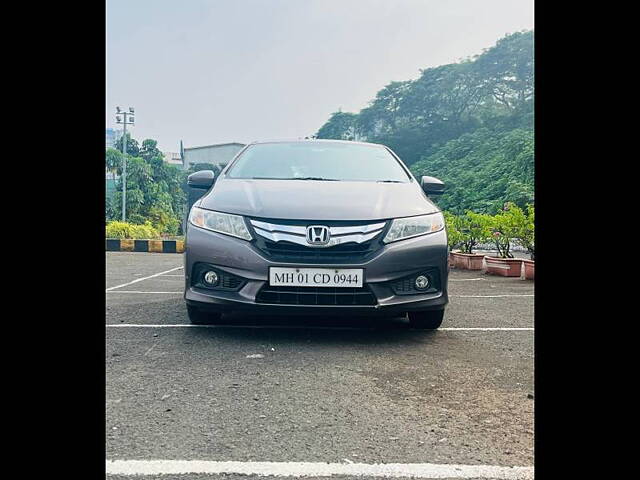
[187,304,222,325]
[408,309,444,330]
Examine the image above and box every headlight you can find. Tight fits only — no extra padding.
[189,207,252,241]
[383,212,445,244]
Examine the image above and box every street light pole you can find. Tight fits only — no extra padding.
[116,107,135,222]
[122,119,127,221]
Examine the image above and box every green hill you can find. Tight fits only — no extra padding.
[315,30,534,213]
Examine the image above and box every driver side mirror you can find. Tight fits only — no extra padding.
[420,176,445,195]
[187,170,215,189]
[186,170,215,224]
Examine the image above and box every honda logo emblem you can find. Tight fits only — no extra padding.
[306,225,331,246]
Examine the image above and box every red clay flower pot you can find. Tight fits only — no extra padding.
[522,259,534,280]
[450,252,485,270]
[485,257,523,277]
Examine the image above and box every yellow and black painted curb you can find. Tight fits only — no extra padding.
[106,238,185,253]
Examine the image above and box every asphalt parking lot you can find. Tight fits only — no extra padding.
[106,252,534,479]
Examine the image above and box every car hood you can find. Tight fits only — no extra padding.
[198,178,439,221]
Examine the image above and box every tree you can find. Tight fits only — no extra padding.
[105,136,187,235]
[512,204,535,259]
[489,203,524,258]
[411,127,534,212]
[139,139,163,163]
[105,148,124,220]
[357,81,413,138]
[399,63,484,129]
[314,30,534,207]
[148,206,180,235]
[474,30,534,112]
[115,133,140,157]
[316,111,362,140]
[105,148,123,177]
[456,211,492,254]
[443,211,462,250]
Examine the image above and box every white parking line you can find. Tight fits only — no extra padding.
[441,327,533,331]
[107,291,183,294]
[106,324,533,331]
[452,294,533,298]
[105,460,534,479]
[449,278,485,281]
[106,266,183,292]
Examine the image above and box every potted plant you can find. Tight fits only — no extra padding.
[515,204,535,280]
[449,211,492,270]
[485,203,523,277]
[443,211,462,267]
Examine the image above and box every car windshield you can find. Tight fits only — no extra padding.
[226,142,411,182]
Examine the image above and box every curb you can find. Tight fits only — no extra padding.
[106,238,184,253]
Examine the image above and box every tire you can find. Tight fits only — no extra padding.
[187,304,222,325]
[408,309,444,330]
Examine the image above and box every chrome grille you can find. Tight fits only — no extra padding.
[248,218,389,263]
[250,219,386,248]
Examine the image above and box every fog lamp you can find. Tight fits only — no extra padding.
[415,275,430,290]
[203,271,219,286]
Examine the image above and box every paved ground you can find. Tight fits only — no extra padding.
[106,252,534,478]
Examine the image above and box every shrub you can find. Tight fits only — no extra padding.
[162,217,180,236]
[130,223,161,239]
[442,203,534,259]
[106,221,160,239]
[515,204,534,260]
[105,221,130,239]
[127,213,147,225]
[148,207,180,236]
[489,203,522,258]
[456,211,492,254]
[443,211,463,250]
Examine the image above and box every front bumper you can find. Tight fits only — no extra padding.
[184,225,448,315]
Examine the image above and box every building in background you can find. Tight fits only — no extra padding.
[182,142,245,170]
[106,128,123,149]
[163,151,183,168]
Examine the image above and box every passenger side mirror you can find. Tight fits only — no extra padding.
[420,176,445,195]
[187,170,215,189]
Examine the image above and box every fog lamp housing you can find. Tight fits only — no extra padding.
[203,271,219,286]
[415,275,430,290]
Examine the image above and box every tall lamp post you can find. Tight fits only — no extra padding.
[116,107,135,221]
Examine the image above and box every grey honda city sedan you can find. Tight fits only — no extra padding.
[183,139,448,329]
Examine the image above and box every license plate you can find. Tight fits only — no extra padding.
[269,267,364,288]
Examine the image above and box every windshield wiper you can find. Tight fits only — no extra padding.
[377,179,403,183]
[294,176,340,181]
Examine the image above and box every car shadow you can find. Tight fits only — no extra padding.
[185,312,441,346]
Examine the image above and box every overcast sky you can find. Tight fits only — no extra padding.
[106,0,533,153]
